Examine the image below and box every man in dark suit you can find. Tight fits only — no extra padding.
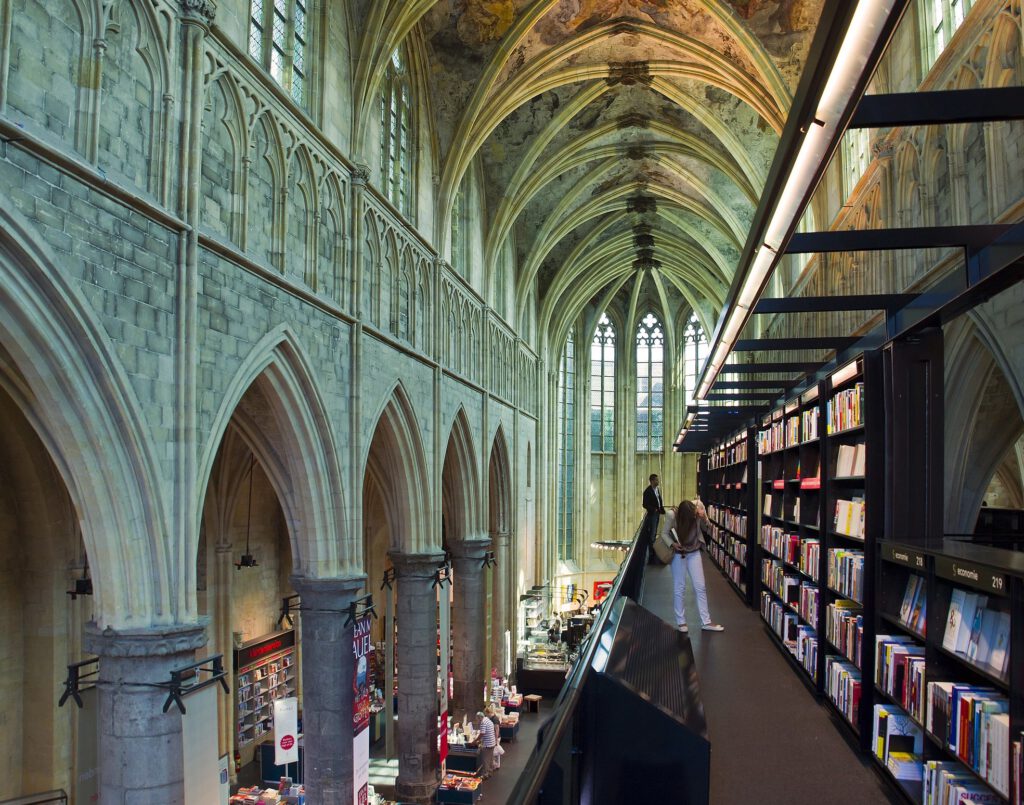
[642,474,665,561]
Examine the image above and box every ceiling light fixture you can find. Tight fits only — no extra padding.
[695,0,905,403]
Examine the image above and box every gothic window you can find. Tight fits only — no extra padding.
[924,0,974,68]
[450,183,468,277]
[842,126,872,198]
[590,314,615,453]
[249,0,307,105]
[380,49,413,219]
[635,313,664,453]
[682,312,709,402]
[557,329,575,561]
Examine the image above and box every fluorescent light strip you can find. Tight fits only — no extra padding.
[696,0,898,402]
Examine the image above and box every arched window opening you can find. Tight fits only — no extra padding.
[683,312,708,403]
[380,49,413,218]
[450,182,468,278]
[249,0,307,105]
[636,313,664,453]
[590,314,615,453]
[925,0,974,68]
[557,330,576,560]
[842,126,872,199]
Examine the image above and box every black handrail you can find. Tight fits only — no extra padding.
[506,520,647,805]
[0,791,68,805]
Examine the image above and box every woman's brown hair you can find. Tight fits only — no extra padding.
[675,499,698,538]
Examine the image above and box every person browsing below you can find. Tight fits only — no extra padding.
[641,474,666,562]
[664,499,724,633]
[477,706,498,778]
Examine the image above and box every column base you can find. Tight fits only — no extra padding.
[395,777,442,804]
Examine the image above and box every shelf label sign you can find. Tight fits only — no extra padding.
[273,697,298,766]
[935,556,1007,596]
[353,613,372,805]
[882,544,926,571]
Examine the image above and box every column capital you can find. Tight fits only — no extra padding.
[84,620,207,658]
[448,538,492,562]
[290,574,366,610]
[180,0,216,25]
[390,551,446,577]
[490,531,511,549]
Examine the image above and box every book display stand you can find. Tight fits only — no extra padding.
[699,427,756,605]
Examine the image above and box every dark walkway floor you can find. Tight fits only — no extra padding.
[641,559,899,805]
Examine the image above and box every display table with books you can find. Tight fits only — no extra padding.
[436,773,482,804]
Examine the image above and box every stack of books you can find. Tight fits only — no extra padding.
[827,601,863,667]
[828,548,865,602]
[876,635,926,723]
[833,498,866,539]
[926,683,1009,796]
[827,382,864,433]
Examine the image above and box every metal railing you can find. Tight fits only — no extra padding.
[0,791,68,805]
[507,521,647,805]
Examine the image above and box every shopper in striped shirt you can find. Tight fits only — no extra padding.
[477,706,497,778]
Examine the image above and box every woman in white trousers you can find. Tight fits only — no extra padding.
[664,500,724,633]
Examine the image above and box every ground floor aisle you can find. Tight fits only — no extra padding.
[641,557,900,805]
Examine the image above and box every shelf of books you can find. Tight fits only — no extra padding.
[873,539,1024,804]
[699,427,755,605]
[754,355,883,750]
[822,356,880,745]
[234,629,298,763]
[757,384,826,689]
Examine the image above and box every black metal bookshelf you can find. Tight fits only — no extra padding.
[875,538,1024,803]
[699,427,756,605]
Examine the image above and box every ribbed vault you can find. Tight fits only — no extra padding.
[354,0,824,344]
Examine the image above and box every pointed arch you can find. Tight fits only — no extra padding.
[0,203,170,628]
[488,426,512,536]
[362,382,433,554]
[198,326,352,579]
[442,407,482,546]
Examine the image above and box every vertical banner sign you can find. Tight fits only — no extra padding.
[353,614,372,805]
[274,697,299,766]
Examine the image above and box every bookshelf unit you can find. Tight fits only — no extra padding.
[820,354,882,747]
[234,629,298,760]
[757,389,825,690]
[699,427,756,605]
[874,539,1024,804]
[752,354,884,749]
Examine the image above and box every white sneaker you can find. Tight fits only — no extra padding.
[678,624,688,633]
[702,623,725,632]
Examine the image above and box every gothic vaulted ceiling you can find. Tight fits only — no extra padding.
[359,0,824,344]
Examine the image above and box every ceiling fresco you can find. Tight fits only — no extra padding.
[363,0,826,345]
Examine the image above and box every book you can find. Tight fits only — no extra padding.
[965,602,991,663]
[985,612,1010,679]
[900,576,921,624]
[955,594,985,655]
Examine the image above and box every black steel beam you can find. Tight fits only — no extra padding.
[722,362,820,374]
[734,337,857,351]
[704,393,780,401]
[850,87,1024,129]
[787,225,1012,254]
[710,380,798,390]
[753,294,918,314]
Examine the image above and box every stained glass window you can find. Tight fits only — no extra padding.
[557,329,575,560]
[380,49,413,218]
[248,0,308,105]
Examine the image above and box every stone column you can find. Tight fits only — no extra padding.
[450,539,490,718]
[213,542,235,767]
[491,531,511,676]
[85,621,207,803]
[392,552,444,804]
[290,574,366,803]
